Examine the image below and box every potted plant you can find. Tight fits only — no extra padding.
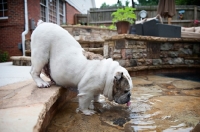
[111,7,136,34]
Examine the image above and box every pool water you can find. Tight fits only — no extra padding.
[47,75,200,132]
[157,73,200,82]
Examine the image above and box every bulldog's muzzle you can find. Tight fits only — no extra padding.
[114,92,131,104]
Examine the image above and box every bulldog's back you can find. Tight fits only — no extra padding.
[31,22,82,51]
[31,22,88,86]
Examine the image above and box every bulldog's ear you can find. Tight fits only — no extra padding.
[114,72,123,81]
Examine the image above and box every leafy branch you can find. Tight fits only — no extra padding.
[0,50,9,62]
[111,7,136,24]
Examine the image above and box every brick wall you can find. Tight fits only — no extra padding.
[0,0,40,57]
[0,0,25,57]
[27,0,40,38]
[66,2,80,25]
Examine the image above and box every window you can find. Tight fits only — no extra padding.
[40,0,46,21]
[49,0,56,23]
[59,0,64,25]
[0,0,8,19]
[40,0,65,25]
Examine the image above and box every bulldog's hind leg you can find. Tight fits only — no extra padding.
[30,53,50,88]
[42,63,56,85]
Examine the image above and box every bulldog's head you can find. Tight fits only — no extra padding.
[113,72,132,104]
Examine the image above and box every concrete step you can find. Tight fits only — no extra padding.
[83,47,103,55]
[10,56,31,66]
[23,39,105,57]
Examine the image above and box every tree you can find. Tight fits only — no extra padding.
[125,0,130,6]
[100,0,130,9]
[137,0,200,6]
[137,0,158,6]
[175,0,200,5]
[100,2,110,8]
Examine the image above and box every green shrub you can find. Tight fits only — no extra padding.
[0,50,9,62]
[99,25,107,28]
[108,24,117,30]
[111,7,136,24]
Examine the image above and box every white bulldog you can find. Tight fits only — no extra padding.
[30,20,133,115]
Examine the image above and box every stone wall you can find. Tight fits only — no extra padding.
[62,25,117,42]
[62,25,117,56]
[104,34,200,76]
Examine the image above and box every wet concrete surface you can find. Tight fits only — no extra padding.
[47,75,200,132]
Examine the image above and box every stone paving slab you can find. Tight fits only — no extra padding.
[0,77,62,132]
[0,103,45,132]
[0,62,77,132]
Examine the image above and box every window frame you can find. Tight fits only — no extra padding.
[0,0,8,20]
[40,0,66,25]
[58,0,65,25]
[40,0,48,22]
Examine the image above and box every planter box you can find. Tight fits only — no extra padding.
[135,19,181,38]
[156,23,181,38]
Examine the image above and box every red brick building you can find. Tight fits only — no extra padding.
[0,0,95,57]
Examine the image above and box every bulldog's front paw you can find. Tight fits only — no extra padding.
[37,80,50,88]
[82,109,96,116]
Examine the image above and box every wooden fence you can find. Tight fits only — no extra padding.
[75,5,200,27]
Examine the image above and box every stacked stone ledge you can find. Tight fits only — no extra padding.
[10,56,31,66]
[104,34,200,72]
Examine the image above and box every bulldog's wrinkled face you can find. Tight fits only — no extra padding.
[113,72,131,104]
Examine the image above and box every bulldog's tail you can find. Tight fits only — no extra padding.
[37,20,44,26]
